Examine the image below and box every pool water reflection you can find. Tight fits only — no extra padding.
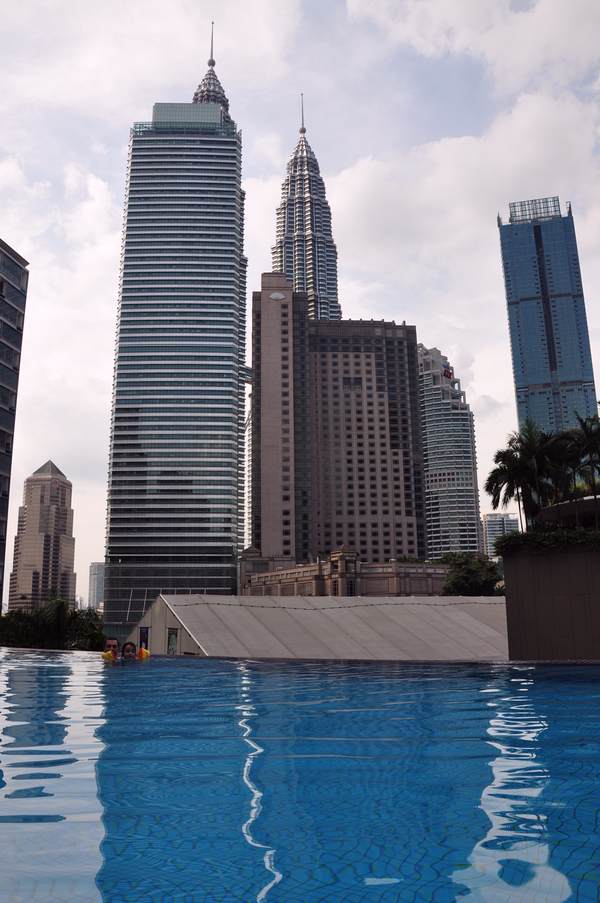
[1,650,600,901]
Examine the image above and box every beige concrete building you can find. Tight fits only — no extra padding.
[251,273,424,566]
[8,461,76,612]
[240,547,448,597]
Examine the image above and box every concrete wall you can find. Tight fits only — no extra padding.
[503,547,600,660]
[127,597,205,656]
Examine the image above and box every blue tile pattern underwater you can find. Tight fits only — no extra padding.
[1,649,600,902]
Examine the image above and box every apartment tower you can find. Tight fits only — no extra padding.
[482,512,519,559]
[418,346,481,558]
[251,274,424,563]
[498,197,597,432]
[104,35,247,636]
[0,239,28,608]
[8,461,76,612]
[272,103,340,320]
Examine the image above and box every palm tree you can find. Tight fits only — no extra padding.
[571,414,600,527]
[484,421,554,530]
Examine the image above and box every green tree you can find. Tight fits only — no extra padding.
[441,553,501,596]
[484,420,554,529]
[0,600,105,651]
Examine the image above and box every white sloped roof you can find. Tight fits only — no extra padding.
[161,595,508,662]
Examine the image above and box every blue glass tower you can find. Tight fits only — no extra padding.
[104,38,246,636]
[498,196,597,432]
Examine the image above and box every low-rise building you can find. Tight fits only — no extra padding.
[240,547,447,597]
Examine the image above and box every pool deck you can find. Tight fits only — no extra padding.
[153,595,509,661]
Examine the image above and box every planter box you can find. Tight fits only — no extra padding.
[503,546,600,660]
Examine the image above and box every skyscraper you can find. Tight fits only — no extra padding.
[418,346,482,559]
[272,100,340,320]
[104,35,247,637]
[8,461,76,612]
[88,561,105,610]
[482,512,519,559]
[0,239,28,608]
[498,196,597,432]
[251,273,425,563]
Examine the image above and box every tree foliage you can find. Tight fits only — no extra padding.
[0,599,105,651]
[441,553,501,596]
[485,415,600,530]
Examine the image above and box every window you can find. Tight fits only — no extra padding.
[167,627,178,655]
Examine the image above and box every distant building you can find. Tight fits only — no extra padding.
[272,106,340,320]
[498,197,597,432]
[482,512,519,559]
[240,547,447,597]
[251,273,424,564]
[8,461,76,612]
[88,562,105,610]
[0,239,28,608]
[418,345,482,559]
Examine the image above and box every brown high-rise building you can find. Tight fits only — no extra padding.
[8,461,76,612]
[251,273,424,564]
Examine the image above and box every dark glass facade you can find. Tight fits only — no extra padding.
[499,197,597,431]
[104,67,246,635]
[0,239,28,609]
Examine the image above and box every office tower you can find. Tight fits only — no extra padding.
[482,512,519,559]
[251,273,310,561]
[498,197,597,432]
[8,461,76,612]
[251,273,424,562]
[272,101,340,320]
[418,346,482,559]
[88,561,105,610]
[0,239,28,608]
[104,37,246,637]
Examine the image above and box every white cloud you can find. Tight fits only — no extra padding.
[347,0,600,92]
[0,0,302,120]
[327,89,600,510]
[3,159,121,604]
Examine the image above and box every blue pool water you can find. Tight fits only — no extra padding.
[1,651,600,902]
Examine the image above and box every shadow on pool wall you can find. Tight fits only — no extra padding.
[89,657,585,902]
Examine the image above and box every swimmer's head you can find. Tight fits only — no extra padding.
[121,641,137,661]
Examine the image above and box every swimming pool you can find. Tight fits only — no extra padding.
[1,650,599,902]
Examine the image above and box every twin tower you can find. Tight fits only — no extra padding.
[103,46,345,634]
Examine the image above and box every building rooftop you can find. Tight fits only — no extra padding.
[32,460,66,479]
[507,196,563,225]
[159,594,508,661]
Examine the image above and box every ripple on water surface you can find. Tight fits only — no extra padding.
[1,650,600,902]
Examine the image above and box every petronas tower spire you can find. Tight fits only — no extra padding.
[272,97,340,320]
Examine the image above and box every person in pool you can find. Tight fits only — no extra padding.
[104,637,120,660]
[121,641,138,662]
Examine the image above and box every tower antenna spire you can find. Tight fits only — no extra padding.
[208,21,215,67]
[300,92,306,134]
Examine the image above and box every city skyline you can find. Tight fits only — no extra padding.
[3,2,600,595]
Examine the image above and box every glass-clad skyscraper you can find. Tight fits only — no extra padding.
[272,104,340,320]
[0,239,27,609]
[104,48,246,636]
[418,346,482,559]
[498,196,597,432]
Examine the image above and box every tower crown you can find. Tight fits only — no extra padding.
[193,22,230,111]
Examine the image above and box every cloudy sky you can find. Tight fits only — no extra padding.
[2,0,600,601]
